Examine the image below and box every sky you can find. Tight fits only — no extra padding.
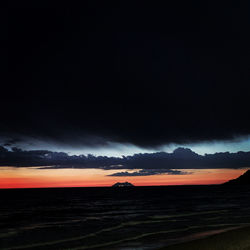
[3,1,250,188]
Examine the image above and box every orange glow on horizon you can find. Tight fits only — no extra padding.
[0,167,247,189]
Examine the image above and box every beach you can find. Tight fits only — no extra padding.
[160,226,250,250]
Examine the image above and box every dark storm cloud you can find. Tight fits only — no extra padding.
[108,169,189,177]
[3,138,23,147]
[4,1,250,148]
[1,147,250,172]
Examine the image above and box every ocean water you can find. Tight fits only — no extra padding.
[1,185,250,250]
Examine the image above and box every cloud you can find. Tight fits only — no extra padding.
[3,1,250,149]
[3,138,22,147]
[108,169,190,176]
[1,147,250,172]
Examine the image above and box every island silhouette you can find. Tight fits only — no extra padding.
[112,182,134,187]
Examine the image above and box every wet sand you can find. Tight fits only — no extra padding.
[159,226,250,250]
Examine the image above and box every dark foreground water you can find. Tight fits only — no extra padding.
[1,185,250,250]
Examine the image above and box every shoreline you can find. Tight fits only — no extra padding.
[159,225,250,250]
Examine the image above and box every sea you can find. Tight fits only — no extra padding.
[1,185,250,250]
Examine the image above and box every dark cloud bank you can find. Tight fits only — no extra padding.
[108,169,189,177]
[3,1,250,149]
[1,147,250,176]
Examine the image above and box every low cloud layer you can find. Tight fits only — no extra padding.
[1,147,250,175]
[108,169,189,176]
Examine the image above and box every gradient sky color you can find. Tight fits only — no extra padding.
[1,137,250,188]
[0,167,246,189]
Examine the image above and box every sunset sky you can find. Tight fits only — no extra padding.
[3,1,250,188]
[0,166,246,189]
[0,143,250,188]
